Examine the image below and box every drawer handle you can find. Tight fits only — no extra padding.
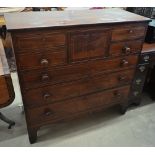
[136,79,142,85]
[113,91,121,97]
[44,109,53,116]
[122,47,131,54]
[41,74,50,81]
[43,93,51,100]
[133,91,139,96]
[129,30,133,33]
[143,55,149,62]
[118,76,126,81]
[139,66,145,72]
[120,59,129,66]
[41,59,49,65]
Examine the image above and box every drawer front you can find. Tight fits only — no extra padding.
[112,25,146,42]
[16,51,67,70]
[110,40,143,57]
[13,32,66,52]
[68,28,111,62]
[20,55,138,89]
[26,85,130,126]
[23,69,134,107]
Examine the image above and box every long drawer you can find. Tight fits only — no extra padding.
[26,85,130,126]
[23,69,134,107]
[20,54,138,89]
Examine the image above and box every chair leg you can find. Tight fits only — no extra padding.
[0,112,15,129]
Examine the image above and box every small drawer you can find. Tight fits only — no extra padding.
[110,40,143,57]
[112,25,146,42]
[26,86,130,125]
[20,55,138,89]
[16,51,67,70]
[23,69,134,107]
[13,32,66,52]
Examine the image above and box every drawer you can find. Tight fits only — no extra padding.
[110,40,143,57]
[16,51,67,70]
[23,69,134,107]
[112,25,146,42]
[13,32,66,52]
[20,55,138,89]
[26,85,130,126]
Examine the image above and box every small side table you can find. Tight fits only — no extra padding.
[129,43,155,105]
[0,37,15,129]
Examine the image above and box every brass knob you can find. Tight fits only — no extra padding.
[133,91,139,96]
[122,47,131,54]
[41,59,49,65]
[129,29,133,33]
[136,79,142,85]
[118,76,126,81]
[44,109,53,116]
[143,55,149,62]
[139,66,145,72]
[41,74,49,81]
[43,93,51,100]
[42,38,46,41]
[113,91,121,97]
[121,59,129,66]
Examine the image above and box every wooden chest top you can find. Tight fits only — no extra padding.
[4,8,150,31]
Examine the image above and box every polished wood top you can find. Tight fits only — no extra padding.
[4,8,151,31]
[142,43,155,53]
[0,38,9,76]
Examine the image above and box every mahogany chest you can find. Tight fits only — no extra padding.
[4,8,150,144]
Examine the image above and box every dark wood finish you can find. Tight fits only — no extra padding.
[4,9,150,143]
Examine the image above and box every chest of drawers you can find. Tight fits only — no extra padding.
[4,8,150,144]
